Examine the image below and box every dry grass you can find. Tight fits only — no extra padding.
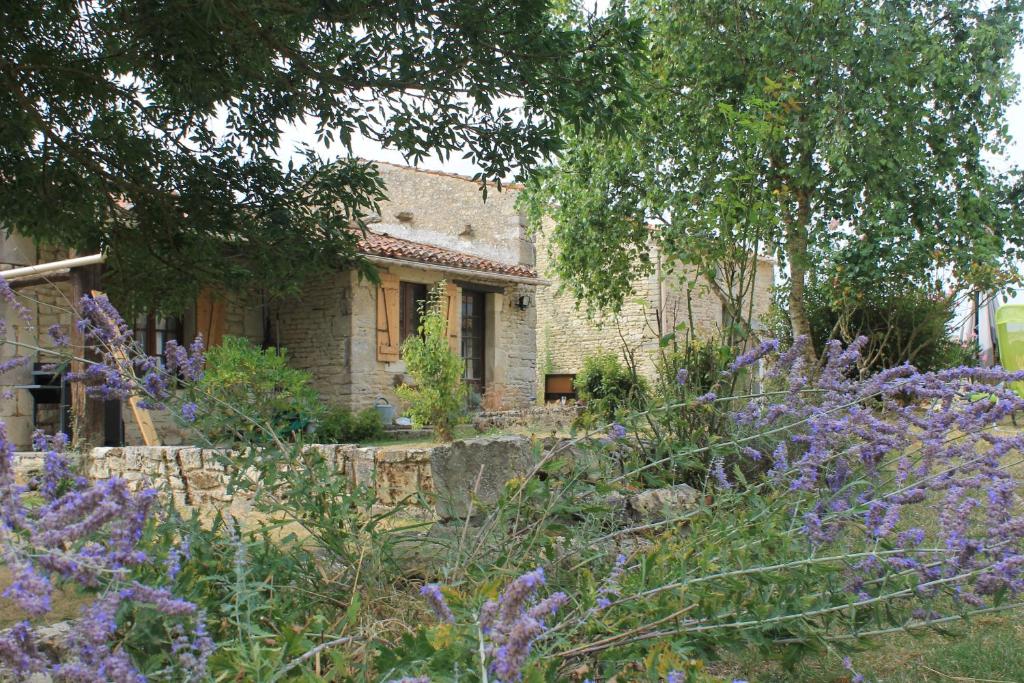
[0,566,93,629]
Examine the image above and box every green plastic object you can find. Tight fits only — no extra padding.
[995,304,1024,396]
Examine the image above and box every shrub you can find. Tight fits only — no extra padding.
[769,276,972,372]
[193,336,321,441]
[396,282,467,441]
[313,406,383,443]
[575,351,648,424]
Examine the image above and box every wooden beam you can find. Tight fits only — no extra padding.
[7,270,71,290]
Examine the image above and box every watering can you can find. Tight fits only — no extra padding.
[374,397,396,426]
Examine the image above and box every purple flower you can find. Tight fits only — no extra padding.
[675,368,689,385]
[164,337,206,382]
[419,583,455,623]
[608,423,627,440]
[726,339,779,374]
[166,538,191,581]
[46,323,69,348]
[710,456,732,490]
[181,402,198,424]
[472,568,566,682]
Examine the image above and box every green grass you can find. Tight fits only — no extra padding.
[714,613,1024,682]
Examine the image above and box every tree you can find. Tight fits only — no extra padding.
[0,0,633,312]
[523,0,1024,360]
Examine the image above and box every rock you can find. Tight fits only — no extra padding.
[429,435,535,519]
[624,484,700,523]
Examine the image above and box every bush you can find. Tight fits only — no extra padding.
[194,336,321,441]
[313,406,384,443]
[575,351,648,424]
[769,276,974,372]
[396,282,467,441]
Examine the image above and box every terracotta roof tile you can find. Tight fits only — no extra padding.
[358,231,536,279]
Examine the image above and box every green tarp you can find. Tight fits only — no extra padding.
[996,304,1024,396]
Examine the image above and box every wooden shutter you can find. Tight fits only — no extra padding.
[195,289,226,348]
[443,282,460,353]
[376,273,400,361]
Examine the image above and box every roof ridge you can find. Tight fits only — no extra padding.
[366,159,525,191]
[357,229,536,279]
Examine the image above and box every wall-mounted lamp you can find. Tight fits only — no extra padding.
[516,294,532,311]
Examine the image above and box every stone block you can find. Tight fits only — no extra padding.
[178,448,203,471]
[350,448,376,488]
[123,447,144,470]
[376,462,420,505]
[429,435,534,519]
[187,470,223,491]
[4,416,34,450]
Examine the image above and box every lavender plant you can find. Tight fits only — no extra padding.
[397,569,569,682]
[0,422,212,681]
[0,280,211,681]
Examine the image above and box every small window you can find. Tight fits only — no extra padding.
[134,313,182,357]
[399,282,429,344]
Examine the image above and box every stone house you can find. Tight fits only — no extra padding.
[0,160,774,448]
[533,223,775,399]
[0,162,540,448]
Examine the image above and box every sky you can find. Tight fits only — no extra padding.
[276,38,1024,180]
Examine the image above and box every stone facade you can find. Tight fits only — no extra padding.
[534,220,775,392]
[0,234,76,448]
[0,163,539,448]
[247,162,539,412]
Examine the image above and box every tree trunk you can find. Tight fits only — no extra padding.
[785,189,817,363]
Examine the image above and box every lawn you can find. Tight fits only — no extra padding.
[714,423,1024,683]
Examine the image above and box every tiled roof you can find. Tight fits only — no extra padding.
[358,231,537,279]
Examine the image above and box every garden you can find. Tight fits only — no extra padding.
[3,278,1024,683]
[3,1,1024,681]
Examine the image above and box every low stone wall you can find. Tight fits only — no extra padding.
[13,443,434,514]
[11,435,544,520]
[472,404,582,432]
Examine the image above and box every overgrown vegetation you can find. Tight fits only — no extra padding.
[766,274,981,373]
[193,336,321,442]
[396,282,468,442]
[574,351,648,425]
[312,406,384,444]
[6,287,1024,681]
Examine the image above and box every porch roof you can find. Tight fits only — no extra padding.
[357,231,538,281]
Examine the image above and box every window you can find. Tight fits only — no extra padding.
[399,282,429,344]
[133,313,182,357]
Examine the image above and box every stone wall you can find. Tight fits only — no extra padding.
[0,235,75,448]
[10,435,548,520]
[347,265,537,413]
[266,272,353,406]
[372,161,533,267]
[534,220,775,391]
[14,444,434,514]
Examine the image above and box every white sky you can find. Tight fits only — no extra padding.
[275,45,1024,179]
